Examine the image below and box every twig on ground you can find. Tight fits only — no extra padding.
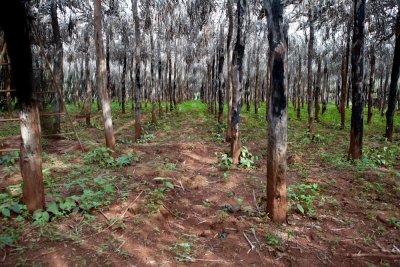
[253,190,260,212]
[348,253,400,259]
[99,210,111,225]
[179,180,185,191]
[243,232,255,253]
[251,228,261,248]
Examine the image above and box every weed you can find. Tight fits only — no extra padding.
[265,232,285,251]
[220,153,233,168]
[389,217,400,229]
[170,242,195,262]
[239,146,256,169]
[136,134,155,144]
[288,183,320,217]
[0,151,19,166]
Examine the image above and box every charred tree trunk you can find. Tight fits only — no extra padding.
[264,0,287,223]
[1,1,45,212]
[307,8,314,140]
[231,0,246,165]
[94,0,116,150]
[50,0,63,133]
[218,23,225,124]
[367,50,375,125]
[132,0,142,140]
[348,0,366,160]
[386,11,400,141]
[225,0,233,142]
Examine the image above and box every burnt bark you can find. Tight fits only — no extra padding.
[385,11,400,141]
[231,0,246,165]
[348,0,366,160]
[225,0,233,142]
[264,0,287,223]
[218,23,225,124]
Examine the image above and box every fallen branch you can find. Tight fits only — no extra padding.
[243,232,255,253]
[253,190,260,212]
[347,253,400,259]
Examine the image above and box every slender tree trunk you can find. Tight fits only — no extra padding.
[307,8,314,140]
[121,53,127,114]
[132,0,142,140]
[386,11,400,141]
[266,54,271,121]
[322,60,328,114]
[315,56,321,122]
[94,0,115,150]
[297,53,301,119]
[225,0,233,142]
[341,17,351,129]
[348,0,366,160]
[231,0,246,165]
[367,50,375,124]
[218,23,225,124]
[84,31,92,127]
[264,0,287,223]
[50,0,63,133]
[150,29,157,124]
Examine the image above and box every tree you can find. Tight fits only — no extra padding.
[225,0,234,142]
[231,0,247,165]
[307,7,314,140]
[348,0,366,160]
[264,0,287,223]
[386,10,400,141]
[1,1,45,212]
[132,0,142,140]
[94,0,116,150]
[84,29,92,127]
[314,56,321,122]
[367,49,375,125]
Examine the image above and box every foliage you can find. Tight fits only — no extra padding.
[84,145,139,168]
[0,193,27,218]
[0,151,19,166]
[288,183,320,217]
[239,146,256,168]
[265,232,285,251]
[220,153,233,168]
[135,134,155,144]
[170,242,195,262]
[144,177,174,214]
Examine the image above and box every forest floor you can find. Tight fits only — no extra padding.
[0,101,399,267]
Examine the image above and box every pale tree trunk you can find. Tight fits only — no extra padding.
[50,0,63,133]
[386,10,400,141]
[121,53,127,114]
[225,0,233,142]
[264,0,287,223]
[2,1,45,212]
[341,15,352,129]
[84,31,92,127]
[132,0,142,140]
[231,0,246,165]
[150,27,157,124]
[322,60,328,114]
[296,53,301,119]
[94,0,116,150]
[314,56,321,122]
[307,8,314,140]
[348,0,366,160]
[381,68,390,116]
[367,50,375,125]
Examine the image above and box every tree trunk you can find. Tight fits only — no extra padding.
[225,0,233,142]
[367,50,375,124]
[150,29,157,124]
[307,8,314,140]
[121,53,127,114]
[218,23,225,124]
[315,56,321,122]
[340,16,352,129]
[84,31,92,127]
[2,1,45,212]
[132,0,142,140]
[322,60,328,114]
[50,0,63,133]
[94,0,116,150]
[296,53,301,119]
[385,11,400,141]
[348,0,366,160]
[231,0,246,165]
[264,0,287,223]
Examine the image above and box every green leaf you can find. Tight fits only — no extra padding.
[297,204,305,214]
[1,208,11,217]
[9,204,22,214]
[47,202,60,215]
[164,182,175,189]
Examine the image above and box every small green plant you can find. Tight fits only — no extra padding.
[389,217,400,229]
[170,242,195,262]
[288,183,320,216]
[136,134,155,144]
[144,177,174,214]
[0,151,19,166]
[84,146,115,167]
[220,153,233,168]
[265,232,284,251]
[239,146,255,168]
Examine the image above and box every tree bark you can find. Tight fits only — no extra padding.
[385,11,400,141]
[367,50,375,125]
[340,16,352,129]
[264,0,287,223]
[84,31,92,127]
[217,23,225,124]
[121,53,127,114]
[225,0,233,142]
[50,0,63,133]
[315,56,321,122]
[132,0,142,140]
[307,8,314,140]
[231,0,246,165]
[296,53,301,119]
[348,0,366,160]
[94,0,116,150]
